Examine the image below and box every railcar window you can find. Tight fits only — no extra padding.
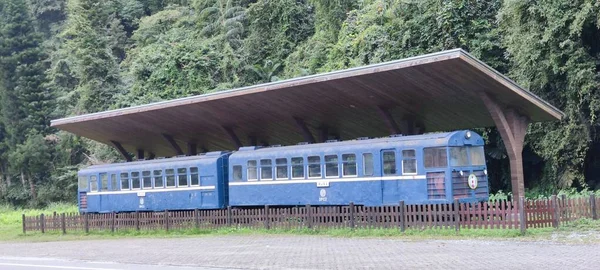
[342,154,357,176]
[382,151,396,175]
[110,174,118,191]
[325,155,339,177]
[100,173,108,191]
[260,159,273,180]
[166,169,175,187]
[232,165,242,181]
[178,168,188,187]
[90,175,98,192]
[142,171,152,189]
[292,157,304,178]
[402,150,417,174]
[153,170,164,188]
[247,160,258,181]
[470,146,486,166]
[190,167,199,186]
[363,153,374,176]
[308,156,321,178]
[78,175,88,190]
[121,172,130,190]
[424,147,448,168]
[276,158,288,179]
[450,147,469,166]
[131,172,141,189]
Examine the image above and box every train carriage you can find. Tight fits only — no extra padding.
[77,152,229,213]
[228,130,488,206]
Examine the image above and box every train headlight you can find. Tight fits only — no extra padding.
[459,170,464,176]
[465,131,472,139]
[484,169,488,176]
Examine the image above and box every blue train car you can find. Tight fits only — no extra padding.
[77,152,229,213]
[228,130,488,206]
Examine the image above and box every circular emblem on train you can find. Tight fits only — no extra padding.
[468,174,478,190]
[320,189,327,197]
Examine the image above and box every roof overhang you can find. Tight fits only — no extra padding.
[51,49,564,157]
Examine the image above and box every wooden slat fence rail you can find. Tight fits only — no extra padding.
[21,196,599,234]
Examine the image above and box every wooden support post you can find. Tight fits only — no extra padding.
[164,210,169,232]
[264,205,270,230]
[591,194,597,220]
[188,142,197,156]
[399,201,405,232]
[293,117,315,143]
[453,199,460,232]
[222,126,242,149]
[84,213,89,233]
[22,214,26,234]
[194,209,199,229]
[162,134,184,156]
[227,206,232,226]
[135,211,140,231]
[111,212,116,233]
[306,204,312,229]
[61,213,66,234]
[110,141,132,162]
[519,197,526,235]
[319,126,329,142]
[349,202,355,230]
[136,149,144,160]
[377,106,401,135]
[480,93,529,199]
[40,213,45,234]
[552,195,559,228]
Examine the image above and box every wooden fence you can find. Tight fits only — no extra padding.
[22,195,599,234]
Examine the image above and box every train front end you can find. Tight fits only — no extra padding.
[445,130,489,203]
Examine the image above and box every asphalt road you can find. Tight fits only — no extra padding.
[1,235,599,269]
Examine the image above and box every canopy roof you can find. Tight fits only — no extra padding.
[51,49,564,157]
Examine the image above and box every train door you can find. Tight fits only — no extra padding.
[381,149,398,204]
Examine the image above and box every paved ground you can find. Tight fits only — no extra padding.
[0,256,220,270]
[0,235,599,269]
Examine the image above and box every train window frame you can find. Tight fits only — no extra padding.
[120,172,130,190]
[308,156,322,178]
[363,153,374,176]
[291,157,304,179]
[276,158,288,180]
[165,169,176,188]
[449,147,469,167]
[247,160,258,181]
[78,175,88,190]
[342,154,357,177]
[232,165,243,181]
[469,146,486,166]
[142,171,152,189]
[325,155,339,178]
[177,168,188,187]
[99,173,108,191]
[190,167,199,186]
[131,172,141,190]
[110,174,118,191]
[382,150,397,176]
[424,147,448,168]
[90,175,98,192]
[260,159,273,181]
[401,149,417,175]
[153,170,164,188]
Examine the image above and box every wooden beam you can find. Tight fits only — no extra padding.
[480,92,529,199]
[293,117,315,143]
[377,106,401,135]
[110,141,132,162]
[223,126,242,149]
[162,134,184,156]
[137,149,144,160]
[187,142,197,156]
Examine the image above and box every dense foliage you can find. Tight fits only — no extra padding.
[0,0,599,207]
